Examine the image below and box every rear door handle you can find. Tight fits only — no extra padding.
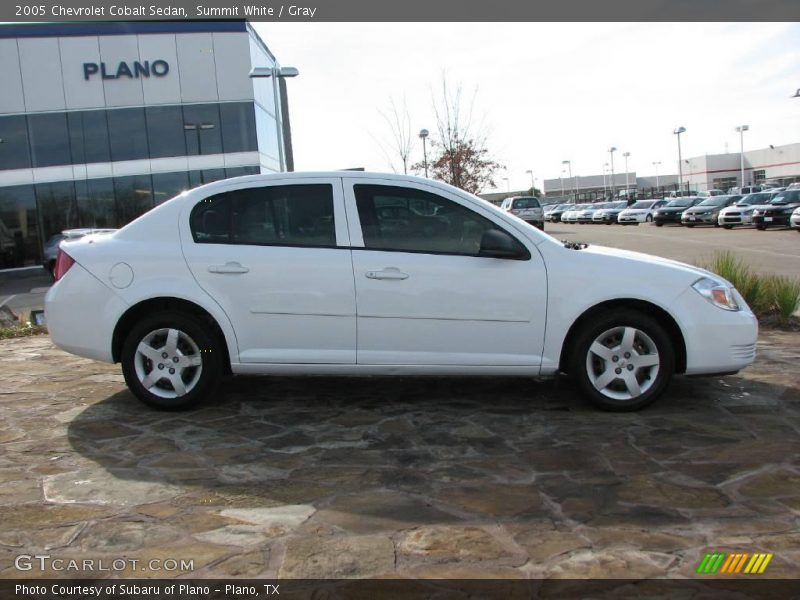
[208,261,249,274]
[365,268,409,281]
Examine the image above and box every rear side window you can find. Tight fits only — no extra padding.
[354,184,511,257]
[191,184,335,247]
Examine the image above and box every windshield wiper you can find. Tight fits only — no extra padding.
[562,240,589,250]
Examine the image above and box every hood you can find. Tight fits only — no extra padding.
[684,205,722,214]
[657,206,691,213]
[581,244,725,284]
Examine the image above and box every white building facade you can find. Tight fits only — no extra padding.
[0,21,293,270]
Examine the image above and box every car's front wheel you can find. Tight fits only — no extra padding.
[121,311,223,410]
[570,310,675,411]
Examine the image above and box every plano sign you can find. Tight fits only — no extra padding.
[83,60,169,81]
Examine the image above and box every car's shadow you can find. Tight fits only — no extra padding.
[64,373,798,527]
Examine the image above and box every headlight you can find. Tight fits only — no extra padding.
[692,277,740,311]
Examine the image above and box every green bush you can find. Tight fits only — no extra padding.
[703,251,800,324]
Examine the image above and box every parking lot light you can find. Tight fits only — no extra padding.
[652,161,661,191]
[674,127,686,192]
[608,147,617,198]
[735,125,749,187]
[562,160,575,201]
[623,152,631,198]
[525,169,535,195]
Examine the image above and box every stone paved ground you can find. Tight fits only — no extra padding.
[0,332,798,580]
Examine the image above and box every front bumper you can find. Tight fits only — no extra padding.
[670,287,758,376]
[719,212,752,225]
[618,213,645,224]
[752,214,791,227]
[653,213,683,224]
[682,213,716,225]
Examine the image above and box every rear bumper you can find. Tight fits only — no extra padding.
[44,264,126,363]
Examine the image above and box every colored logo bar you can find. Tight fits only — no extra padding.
[697,552,773,574]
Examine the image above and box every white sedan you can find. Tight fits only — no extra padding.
[791,206,800,231]
[45,172,758,412]
[617,199,668,224]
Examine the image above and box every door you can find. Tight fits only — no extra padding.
[181,177,356,364]
[343,178,547,366]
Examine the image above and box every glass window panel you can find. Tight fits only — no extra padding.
[68,110,111,164]
[74,178,115,228]
[188,168,226,188]
[107,108,149,162]
[191,184,335,247]
[0,185,40,268]
[152,171,189,205]
[27,113,71,168]
[35,181,79,241]
[354,184,501,256]
[113,175,154,225]
[0,116,31,170]
[145,106,187,159]
[220,102,258,154]
[225,166,260,178]
[182,104,222,155]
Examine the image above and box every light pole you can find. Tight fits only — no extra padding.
[622,151,631,197]
[562,160,575,200]
[735,125,749,187]
[673,127,686,193]
[608,147,617,198]
[250,65,299,172]
[183,122,216,183]
[503,177,510,193]
[559,170,565,198]
[525,169,535,195]
[652,161,661,190]
[419,129,429,177]
[603,163,609,198]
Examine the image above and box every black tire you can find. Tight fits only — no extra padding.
[685,224,694,228]
[714,222,721,228]
[121,311,223,411]
[756,225,766,230]
[655,222,663,227]
[569,310,675,411]
[723,225,733,229]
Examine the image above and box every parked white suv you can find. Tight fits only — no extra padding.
[500,196,544,229]
[45,173,757,412]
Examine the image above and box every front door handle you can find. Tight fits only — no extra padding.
[208,261,249,274]
[365,268,409,281]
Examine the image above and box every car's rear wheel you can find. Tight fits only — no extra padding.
[723,225,733,229]
[121,311,222,410]
[570,310,675,411]
[655,222,663,227]
[756,224,766,230]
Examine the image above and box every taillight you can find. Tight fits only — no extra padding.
[53,248,76,281]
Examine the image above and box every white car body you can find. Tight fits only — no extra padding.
[791,206,800,231]
[617,200,667,224]
[45,172,758,411]
[717,192,772,228]
[561,204,590,223]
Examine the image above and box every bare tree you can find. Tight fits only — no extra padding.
[375,96,414,174]
[413,75,503,194]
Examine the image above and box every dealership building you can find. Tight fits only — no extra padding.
[0,21,294,270]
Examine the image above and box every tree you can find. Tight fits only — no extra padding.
[376,96,414,174]
[413,76,503,194]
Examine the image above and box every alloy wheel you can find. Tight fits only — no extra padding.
[585,326,660,401]
[133,328,203,399]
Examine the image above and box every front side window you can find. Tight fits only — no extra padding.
[191,184,335,247]
[354,184,507,256]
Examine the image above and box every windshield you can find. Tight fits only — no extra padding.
[737,193,769,206]
[697,197,727,207]
[666,198,693,207]
[610,201,627,209]
[770,191,800,205]
[630,200,654,209]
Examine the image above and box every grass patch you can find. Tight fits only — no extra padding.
[703,251,800,327]
[0,323,48,340]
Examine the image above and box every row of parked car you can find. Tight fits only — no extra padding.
[544,184,800,231]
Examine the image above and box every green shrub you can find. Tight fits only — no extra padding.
[703,251,799,324]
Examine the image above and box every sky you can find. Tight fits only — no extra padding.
[252,22,800,194]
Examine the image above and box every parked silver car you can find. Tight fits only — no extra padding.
[500,196,545,229]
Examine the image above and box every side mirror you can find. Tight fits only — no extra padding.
[479,229,527,259]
